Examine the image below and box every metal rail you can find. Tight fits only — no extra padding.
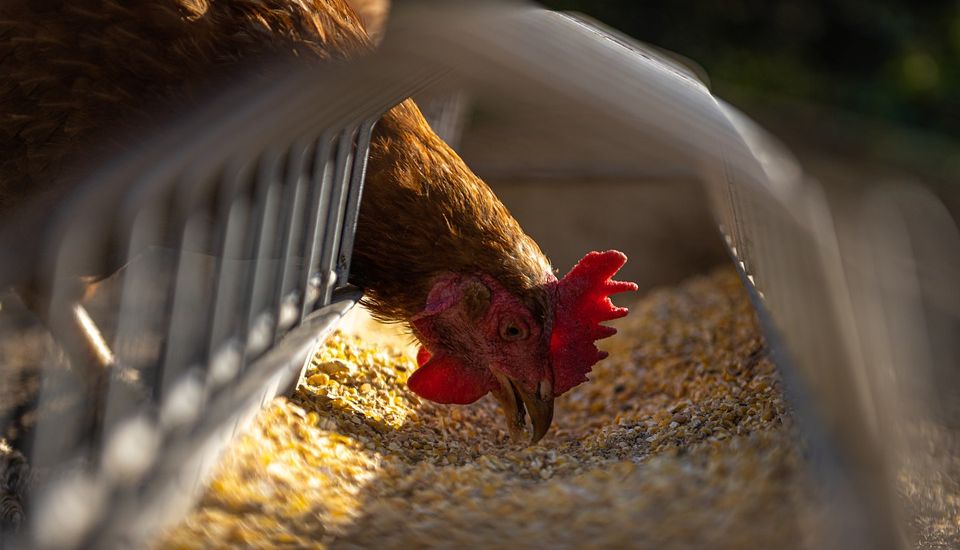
[0,57,395,548]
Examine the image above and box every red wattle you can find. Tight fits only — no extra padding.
[407,353,493,405]
[416,346,432,367]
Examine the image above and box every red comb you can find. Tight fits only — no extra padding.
[549,250,638,395]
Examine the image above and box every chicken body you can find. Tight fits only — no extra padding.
[0,0,371,213]
[0,0,633,442]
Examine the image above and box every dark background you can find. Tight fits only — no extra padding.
[541,0,960,185]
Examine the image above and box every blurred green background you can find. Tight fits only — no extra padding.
[542,0,960,184]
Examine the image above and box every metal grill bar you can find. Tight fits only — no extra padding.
[273,139,312,341]
[300,132,337,322]
[318,128,357,305]
[12,92,388,550]
[243,149,286,362]
[336,117,378,289]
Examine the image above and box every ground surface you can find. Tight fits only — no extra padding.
[2,267,956,547]
[156,268,820,549]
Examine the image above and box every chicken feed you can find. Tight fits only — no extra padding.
[154,267,824,549]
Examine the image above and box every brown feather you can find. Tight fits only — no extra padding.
[353,100,553,324]
[0,0,553,327]
[0,0,371,210]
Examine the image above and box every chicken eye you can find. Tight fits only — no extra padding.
[499,319,529,341]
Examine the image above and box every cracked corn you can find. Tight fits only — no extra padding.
[156,268,816,549]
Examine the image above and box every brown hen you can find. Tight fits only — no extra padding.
[0,0,635,442]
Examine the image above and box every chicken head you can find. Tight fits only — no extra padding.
[408,250,637,443]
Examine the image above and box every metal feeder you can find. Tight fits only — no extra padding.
[1,3,956,549]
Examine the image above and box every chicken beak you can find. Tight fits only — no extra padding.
[518,378,554,444]
[491,371,554,444]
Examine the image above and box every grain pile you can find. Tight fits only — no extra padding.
[899,421,960,548]
[156,268,817,549]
